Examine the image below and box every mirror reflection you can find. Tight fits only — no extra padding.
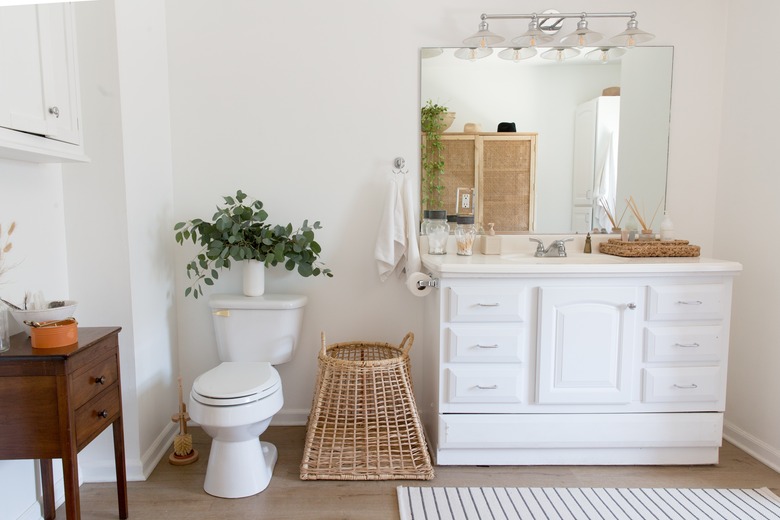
[420,46,673,234]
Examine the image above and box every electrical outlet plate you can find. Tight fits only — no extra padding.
[456,187,474,215]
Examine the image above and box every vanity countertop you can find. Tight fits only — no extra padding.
[419,235,743,276]
[422,252,743,276]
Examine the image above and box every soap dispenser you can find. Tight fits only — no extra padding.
[584,233,592,254]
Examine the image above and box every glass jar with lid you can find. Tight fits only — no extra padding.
[425,209,448,255]
[455,215,476,256]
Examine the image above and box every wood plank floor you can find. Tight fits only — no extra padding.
[62,427,780,520]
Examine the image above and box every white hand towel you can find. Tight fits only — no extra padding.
[401,174,421,277]
[374,175,421,282]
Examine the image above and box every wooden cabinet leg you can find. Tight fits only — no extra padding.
[61,445,80,520]
[113,417,129,519]
[39,459,55,520]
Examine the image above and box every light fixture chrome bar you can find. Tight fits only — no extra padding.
[479,12,637,22]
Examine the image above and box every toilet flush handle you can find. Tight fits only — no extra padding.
[213,309,230,317]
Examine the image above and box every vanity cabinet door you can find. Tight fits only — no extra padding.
[537,285,640,404]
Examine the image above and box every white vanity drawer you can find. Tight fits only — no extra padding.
[445,367,523,404]
[448,286,526,322]
[447,324,525,363]
[643,367,721,403]
[644,325,723,363]
[647,284,726,321]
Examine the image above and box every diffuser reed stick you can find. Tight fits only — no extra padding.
[626,196,649,231]
[599,197,618,230]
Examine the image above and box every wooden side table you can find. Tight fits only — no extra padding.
[0,327,128,520]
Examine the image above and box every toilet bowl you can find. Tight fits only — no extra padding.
[189,362,284,498]
[189,293,307,498]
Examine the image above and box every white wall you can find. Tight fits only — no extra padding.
[716,0,780,470]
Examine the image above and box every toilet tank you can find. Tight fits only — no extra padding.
[208,293,308,365]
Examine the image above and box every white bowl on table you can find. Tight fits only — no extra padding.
[9,301,79,336]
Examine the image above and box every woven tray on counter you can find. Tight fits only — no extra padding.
[599,238,701,257]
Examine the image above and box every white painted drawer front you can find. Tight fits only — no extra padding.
[645,325,723,363]
[647,284,725,321]
[446,367,522,403]
[643,367,721,403]
[448,286,526,322]
[447,324,525,363]
[438,413,724,449]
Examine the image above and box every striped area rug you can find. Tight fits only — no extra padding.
[397,486,780,520]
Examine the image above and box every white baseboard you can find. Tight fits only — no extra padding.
[272,407,309,426]
[723,420,780,474]
[80,422,178,482]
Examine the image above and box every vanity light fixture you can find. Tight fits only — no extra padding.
[610,18,655,47]
[559,17,603,47]
[462,20,504,48]
[585,47,628,63]
[497,47,537,62]
[454,47,493,61]
[540,47,580,62]
[460,10,654,60]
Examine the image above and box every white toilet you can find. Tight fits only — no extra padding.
[189,293,307,498]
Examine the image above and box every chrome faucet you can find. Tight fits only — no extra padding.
[529,237,574,257]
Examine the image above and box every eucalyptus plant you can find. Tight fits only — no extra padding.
[420,99,449,210]
[174,190,332,299]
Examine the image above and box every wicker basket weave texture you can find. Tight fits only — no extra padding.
[300,332,434,481]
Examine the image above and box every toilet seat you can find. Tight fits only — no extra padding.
[192,362,281,406]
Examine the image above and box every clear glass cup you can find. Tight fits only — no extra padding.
[455,215,476,256]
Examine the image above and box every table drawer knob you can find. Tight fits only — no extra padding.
[98,409,109,419]
[95,375,106,385]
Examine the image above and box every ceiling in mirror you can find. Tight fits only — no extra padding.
[420,45,673,234]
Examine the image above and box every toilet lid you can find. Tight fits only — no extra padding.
[192,362,281,406]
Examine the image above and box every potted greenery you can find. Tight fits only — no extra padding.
[420,100,452,212]
[174,190,332,299]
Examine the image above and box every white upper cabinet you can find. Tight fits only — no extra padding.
[0,4,86,162]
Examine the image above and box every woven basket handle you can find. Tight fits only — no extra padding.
[399,331,414,354]
[320,331,327,356]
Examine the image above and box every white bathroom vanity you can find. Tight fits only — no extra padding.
[420,238,742,466]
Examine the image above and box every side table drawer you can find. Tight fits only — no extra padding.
[75,384,121,449]
[71,352,119,409]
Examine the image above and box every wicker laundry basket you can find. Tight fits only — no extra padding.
[300,332,434,480]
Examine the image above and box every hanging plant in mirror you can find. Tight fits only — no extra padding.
[420,100,451,211]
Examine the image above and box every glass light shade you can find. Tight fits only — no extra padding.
[497,47,537,62]
[610,19,654,47]
[454,47,493,61]
[585,47,627,63]
[540,47,580,62]
[510,20,555,48]
[420,48,443,59]
[463,21,505,48]
[559,19,603,47]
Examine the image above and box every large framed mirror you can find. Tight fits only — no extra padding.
[420,46,673,234]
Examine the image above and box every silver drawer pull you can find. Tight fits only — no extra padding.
[476,344,499,349]
[476,384,498,390]
[674,342,700,348]
[673,383,699,389]
[476,303,500,307]
[676,300,703,305]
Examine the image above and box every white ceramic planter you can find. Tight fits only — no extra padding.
[242,260,265,296]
